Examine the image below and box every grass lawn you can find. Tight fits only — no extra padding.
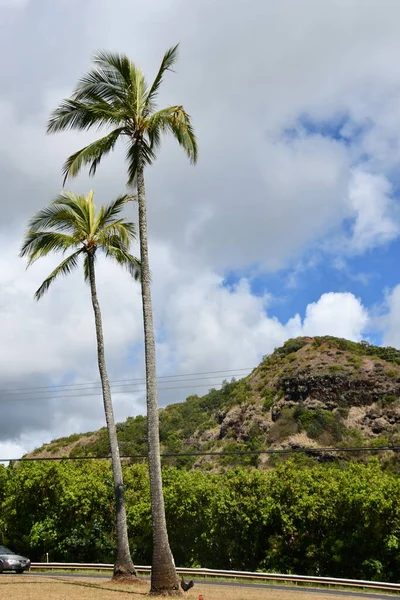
[0,574,362,599]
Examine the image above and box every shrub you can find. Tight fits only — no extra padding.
[263,389,275,412]
[347,355,362,369]
[268,408,298,442]
[328,365,345,373]
[380,395,398,407]
[275,338,308,357]
[386,369,399,379]
[294,404,344,442]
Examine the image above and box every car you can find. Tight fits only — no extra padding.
[0,545,31,573]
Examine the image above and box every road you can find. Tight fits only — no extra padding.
[24,572,400,599]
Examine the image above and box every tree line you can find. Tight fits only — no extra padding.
[1,460,399,583]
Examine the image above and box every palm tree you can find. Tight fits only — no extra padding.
[20,190,140,580]
[47,45,197,594]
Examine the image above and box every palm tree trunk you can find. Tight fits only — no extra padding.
[136,162,180,595]
[87,252,136,579]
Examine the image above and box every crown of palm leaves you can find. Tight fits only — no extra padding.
[20,191,140,300]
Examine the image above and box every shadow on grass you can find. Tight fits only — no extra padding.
[0,575,148,596]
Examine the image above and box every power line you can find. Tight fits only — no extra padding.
[0,368,254,404]
[1,446,398,463]
[0,367,253,396]
[0,380,250,405]
[0,373,251,399]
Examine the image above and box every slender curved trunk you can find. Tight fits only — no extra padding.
[136,161,180,595]
[87,252,136,579]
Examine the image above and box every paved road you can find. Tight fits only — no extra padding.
[20,572,400,599]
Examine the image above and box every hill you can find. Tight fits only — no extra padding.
[29,336,400,469]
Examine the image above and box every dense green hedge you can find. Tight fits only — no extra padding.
[0,460,399,581]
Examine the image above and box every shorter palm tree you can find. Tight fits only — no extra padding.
[20,190,140,579]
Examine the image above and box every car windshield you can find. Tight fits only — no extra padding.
[0,546,13,554]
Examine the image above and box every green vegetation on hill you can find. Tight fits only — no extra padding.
[31,337,400,470]
[310,335,400,363]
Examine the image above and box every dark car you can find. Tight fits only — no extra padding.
[0,546,31,573]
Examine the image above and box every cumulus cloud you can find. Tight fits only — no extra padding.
[157,283,368,376]
[296,292,369,341]
[151,246,369,394]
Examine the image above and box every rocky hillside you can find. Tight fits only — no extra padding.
[29,336,400,469]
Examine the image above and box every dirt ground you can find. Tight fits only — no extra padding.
[0,574,374,600]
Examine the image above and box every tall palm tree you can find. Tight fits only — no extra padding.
[20,190,140,580]
[47,45,197,594]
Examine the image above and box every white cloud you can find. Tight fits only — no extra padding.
[2,0,400,268]
[151,246,369,376]
[185,133,351,271]
[298,292,369,341]
[0,441,27,465]
[348,170,399,252]
[382,285,400,348]
[0,236,142,379]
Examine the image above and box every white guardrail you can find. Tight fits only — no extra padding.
[30,563,400,592]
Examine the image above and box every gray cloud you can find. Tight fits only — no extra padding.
[0,0,399,454]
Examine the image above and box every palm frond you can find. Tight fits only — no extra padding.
[53,191,91,233]
[147,106,197,163]
[145,44,179,111]
[132,64,148,121]
[26,203,81,236]
[47,99,122,134]
[34,249,83,300]
[62,128,124,184]
[84,190,97,237]
[83,252,97,283]
[94,51,152,118]
[147,122,162,152]
[102,242,140,280]
[20,231,79,266]
[97,221,137,248]
[93,51,133,88]
[170,106,198,163]
[97,194,135,228]
[73,66,128,105]
[125,139,156,185]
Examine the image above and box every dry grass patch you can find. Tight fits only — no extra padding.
[0,575,147,599]
[0,575,371,600]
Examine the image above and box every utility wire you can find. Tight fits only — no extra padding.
[0,380,249,405]
[0,446,398,463]
[0,373,250,398]
[0,367,253,396]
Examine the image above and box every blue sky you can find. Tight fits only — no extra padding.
[225,229,400,327]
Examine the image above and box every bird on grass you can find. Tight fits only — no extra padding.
[181,576,194,592]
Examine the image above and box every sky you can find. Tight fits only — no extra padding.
[1,0,400,459]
